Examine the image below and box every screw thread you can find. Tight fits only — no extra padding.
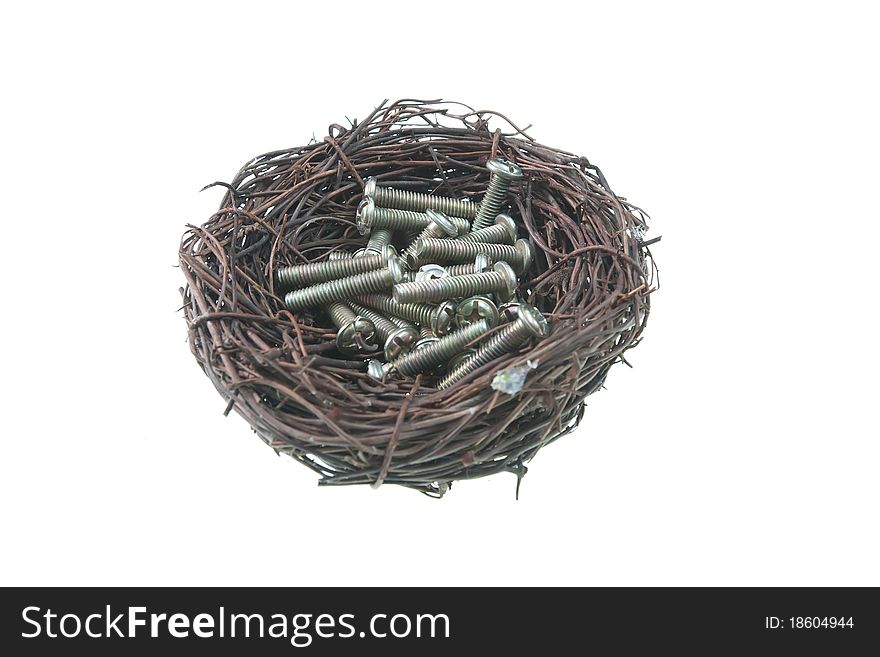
[472,174,513,231]
[408,238,525,271]
[391,320,489,376]
[437,317,534,389]
[356,294,437,328]
[387,314,418,332]
[284,267,394,310]
[365,228,393,253]
[445,262,484,276]
[369,207,434,233]
[393,270,507,304]
[458,222,514,245]
[419,324,434,339]
[326,300,357,329]
[401,216,470,258]
[374,186,478,219]
[348,303,397,341]
[277,251,388,289]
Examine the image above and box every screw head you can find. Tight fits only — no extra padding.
[498,300,521,323]
[364,177,377,201]
[514,239,533,274]
[367,358,391,379]
[431,300,457,335]
[387,256,408,283]
[415,263,447,283]
[384,327,419,361]
[455,295,499,329]
[493,260,518,301]
[336,318,377,355]
[356,198,375,235]
[495,214,518,242]
[473,253,492,273]
[425,209,458,237]
[517,303,550,339]
[446,349,476,371]
[486,158,523,181]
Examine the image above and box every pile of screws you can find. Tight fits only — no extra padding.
[275,159,550,389]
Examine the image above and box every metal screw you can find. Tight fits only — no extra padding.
[349,302,419,361]
[390,319,490,376]
[437,303,550,390]
[405,237,533,274]
[393,261,518,304]
[458,214,517,245]
[471,158,524,232]
[283,257,406,310]
[364,228,394,254]
[356,294,457,336]
[357,198,441,235]
[276,245,395,290]
[365,176,478,220]
[445,254,492,277]
[326,301,378,355]
[402,209,469,255]
[455,295,499,329]
[367,359,393,379]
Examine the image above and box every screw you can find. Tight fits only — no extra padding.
[363,228,394,254]
[458,214,517,245]
[455,295,499,329]
[326,301,378,355]
[364,176,478,220]
[357,198,441,236]
[401,209,469,255]
[445,254,492,277]
[349,302,419,360]
[471,158,523,232]
[418,324,434,339]
[277,245,395,290]
[393,261,518,304]
[390,319,491,376]
[437,303,550,389]
[405,237,532,274]
[356,294,457,336]
[283,257,406,310]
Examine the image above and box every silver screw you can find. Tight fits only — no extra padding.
[390,319,490,376]
[365,176,478,220]
[367,359,393,379]
[471,158,524,232]
[356,294,457,336]
[349,302,419,361]
[455,295,499,329]
[326,301,378,355]
[437,303,550,390]
[405,237,533,274]
[401,209,469,257]
[276,245,395,290]
[393,261,518,304]
[283,257,406,310]
[458,214,517,245]
[444,254,492,277]
[357,198,440,235]
[363,228,394,254]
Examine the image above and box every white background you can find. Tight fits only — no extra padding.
[1,1,877,586]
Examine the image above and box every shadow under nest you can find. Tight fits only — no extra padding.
[179,99,657,497]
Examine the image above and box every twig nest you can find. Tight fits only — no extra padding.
[179,100,656,497]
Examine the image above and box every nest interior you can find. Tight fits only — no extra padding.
[179,100,657,497]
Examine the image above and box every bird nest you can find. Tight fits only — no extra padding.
[178,99,657,497]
